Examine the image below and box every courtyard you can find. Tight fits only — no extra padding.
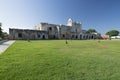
[0,40,120,80]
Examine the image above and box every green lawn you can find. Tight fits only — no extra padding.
[0,40,120,80]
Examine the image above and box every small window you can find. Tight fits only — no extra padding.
[53,35,56,39]
[49,27,52,30]
[18,33,22,38]
[63,34,65,38]
[76,35,78,39]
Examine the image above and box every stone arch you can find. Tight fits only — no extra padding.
[62,34,65,38]
[53,35,56,39]
[76,35,78,39]
[83,35,85,39]
[91,35,94,39]
[42,35,45,39]
[49,27,52,31]
[86,35,88,39]
[80,35,82,39]
[18,33,22,39]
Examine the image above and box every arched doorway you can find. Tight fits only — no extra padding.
[80,35,82,40]
[76,35,78,39]
[53,35,56,39]
[42,35,45,39]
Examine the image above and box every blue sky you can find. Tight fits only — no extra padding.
[0,0,120,34]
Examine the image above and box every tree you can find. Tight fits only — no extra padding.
[106,30,119,36]
[86,29,97,33]
[0,23,2,37]
[2,32,9,37]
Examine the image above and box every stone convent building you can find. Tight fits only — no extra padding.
[9,18,100,40]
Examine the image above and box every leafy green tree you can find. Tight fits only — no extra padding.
[0,26,2,37]
[0,22,3,40]
[2,32,9,40]
[106,30,119,36]
[86,29,97,33]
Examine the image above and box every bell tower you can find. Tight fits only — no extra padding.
[67,18,73,26]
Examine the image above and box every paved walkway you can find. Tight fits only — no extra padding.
[0,40,15,54]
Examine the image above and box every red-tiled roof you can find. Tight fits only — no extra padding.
[101,35,109,39]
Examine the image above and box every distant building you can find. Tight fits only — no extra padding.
[101,35,109,39]
[111,36,120,39]
[9,18,100,40]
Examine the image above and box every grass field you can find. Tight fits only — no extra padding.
[0,40,120,80]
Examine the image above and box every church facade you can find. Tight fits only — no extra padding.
[9,18,100,40]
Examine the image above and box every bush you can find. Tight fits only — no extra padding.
[0,37,2,41]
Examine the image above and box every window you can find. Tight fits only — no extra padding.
[49,27,52,30]
[76,35,78,39]
[63,34,65,38]
[18,33,22,38]
[53,35,56,39]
